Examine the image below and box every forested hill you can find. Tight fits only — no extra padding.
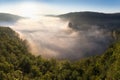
[0,13,23,23]
[0,26,120,80]
[59,12,120,31]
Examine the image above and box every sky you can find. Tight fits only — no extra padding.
[0,0,120,17]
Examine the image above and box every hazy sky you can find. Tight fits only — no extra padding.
[0,0,120,17]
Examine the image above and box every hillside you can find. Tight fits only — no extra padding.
[59,12,120,31]
[0,13,23,25]
[0,25,120,80]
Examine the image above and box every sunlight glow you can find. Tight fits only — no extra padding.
[16,2,39,18]
[0,2,65,18]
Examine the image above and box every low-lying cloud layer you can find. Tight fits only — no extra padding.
[8,16,113,60]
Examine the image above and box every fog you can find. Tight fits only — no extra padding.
[8,16,113,60]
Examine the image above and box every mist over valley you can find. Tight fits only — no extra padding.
[0,12,119,60]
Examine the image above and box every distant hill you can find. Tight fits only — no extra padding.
[59,12,120,31]
[0,13,23,25]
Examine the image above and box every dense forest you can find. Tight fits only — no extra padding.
[0,26,120,80]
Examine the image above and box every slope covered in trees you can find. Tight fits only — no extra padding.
[0,26,120,80]
[59,12,120,31]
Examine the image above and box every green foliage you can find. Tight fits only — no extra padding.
[1,26,120,80]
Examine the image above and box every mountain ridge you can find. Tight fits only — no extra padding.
[58,11,120,31]
[0,13,24,23]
